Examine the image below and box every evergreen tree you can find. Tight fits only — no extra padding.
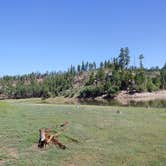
[81,61,85,71]
[113,57,119,70]
[89,63,93,71]
[104,60,107,68]
[162,63,166,70]
[77,64,81,73]
[96,68,105,81]
[124,47,130,68]
[160,64,166,89]
[139,54,144,69]
[86,72,95,85]
[85,62,89,71]
[118,48,125,69]
[118,47,130,70]
[100,62,104,69]
[93,62,96,70]
[135,70,147,92]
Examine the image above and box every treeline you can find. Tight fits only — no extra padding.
[0,47,166,99]
[0,72,74,99]
[79,48,166,98]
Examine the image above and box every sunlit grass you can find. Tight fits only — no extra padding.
[0,101,166,165]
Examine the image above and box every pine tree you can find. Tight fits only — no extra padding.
[93,62,96,70]
[100,62,104,68]
[118,47,130,69]
[77,64,81,73]
[81,61,85,71]
[89,63,93,71]
[139,54,144,69]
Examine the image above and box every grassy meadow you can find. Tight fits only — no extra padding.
[0,100,166,166]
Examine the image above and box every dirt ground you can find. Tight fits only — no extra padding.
[115,90,166,104]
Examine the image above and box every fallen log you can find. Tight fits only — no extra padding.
[38,128,66,149]
[38,121,79,149]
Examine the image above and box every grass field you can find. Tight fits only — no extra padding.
[0,100,166,166]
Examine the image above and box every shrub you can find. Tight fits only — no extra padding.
[146,79,157,92]
[107,86,119,96]
[79,85,104,98]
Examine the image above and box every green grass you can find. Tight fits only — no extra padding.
[0,101,166,166]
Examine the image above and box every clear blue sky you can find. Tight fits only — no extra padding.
[0,0,166,76]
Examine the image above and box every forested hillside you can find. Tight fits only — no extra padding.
[0,48,166,99]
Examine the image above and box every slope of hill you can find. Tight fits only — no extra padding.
[0,48,166,103]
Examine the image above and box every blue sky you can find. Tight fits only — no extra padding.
[0,0,166,76]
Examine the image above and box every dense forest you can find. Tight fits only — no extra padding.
[0,47,166,99]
